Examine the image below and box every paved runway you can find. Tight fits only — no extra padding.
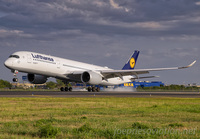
[0,91,199,98]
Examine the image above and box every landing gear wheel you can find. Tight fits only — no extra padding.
[60,87,64,91]
[92,87,96,92]
[88,87,92,92]
[65,87,69,91]
[96,87,100,92]
[13,78,18,82]
[69,87,72,92]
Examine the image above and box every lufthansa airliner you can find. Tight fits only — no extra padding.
[4,50,196,92]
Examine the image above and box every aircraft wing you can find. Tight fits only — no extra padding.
[100,60,196,79]
[63,60,196,82]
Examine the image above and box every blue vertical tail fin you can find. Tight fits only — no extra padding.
[122,50,140,70]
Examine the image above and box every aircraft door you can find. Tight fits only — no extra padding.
[57,60,60,69]
[27,54,32,63]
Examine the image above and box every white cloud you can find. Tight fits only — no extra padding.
[195,2,200,5]
[109,0,130,12]
[92,1,106,7]
[0,29,32,38]
[0,29,22,34]
[133,22,167,30]
[160,35,200,41]
[110,0,120,9]
[92,17,169,30]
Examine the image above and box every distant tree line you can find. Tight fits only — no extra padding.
[1,78,199,92]
[137,84,200,91]
[45,79,66,89]
[0,79,12,88]
[0,79,66,89]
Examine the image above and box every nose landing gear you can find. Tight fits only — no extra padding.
[12,70,19,82]
[13,78,18,82]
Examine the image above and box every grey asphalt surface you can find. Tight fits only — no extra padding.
[0,91,200,98]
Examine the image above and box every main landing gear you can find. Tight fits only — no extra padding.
[87,86,100,92]
[60,82,73,92]
[60,86,72,92]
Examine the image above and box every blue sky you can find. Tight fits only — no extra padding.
[0,0,199,85]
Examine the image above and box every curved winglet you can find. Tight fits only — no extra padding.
[178,60,196,69]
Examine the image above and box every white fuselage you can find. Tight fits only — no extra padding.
[4,51,133,85]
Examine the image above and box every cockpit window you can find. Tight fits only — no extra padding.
[9,55,20,59]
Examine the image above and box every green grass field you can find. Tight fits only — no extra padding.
[0,97,199,138]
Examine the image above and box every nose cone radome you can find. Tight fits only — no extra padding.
[4,59,12,69]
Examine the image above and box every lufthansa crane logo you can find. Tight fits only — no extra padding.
[130,58,135,68]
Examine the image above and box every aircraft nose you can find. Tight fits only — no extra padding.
[4,59,12,68]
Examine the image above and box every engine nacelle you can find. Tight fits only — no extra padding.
[27,74,47,84]
[81,71,102,85]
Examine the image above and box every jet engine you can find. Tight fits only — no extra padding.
[27,74,47,84]
[81,71,103,85]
